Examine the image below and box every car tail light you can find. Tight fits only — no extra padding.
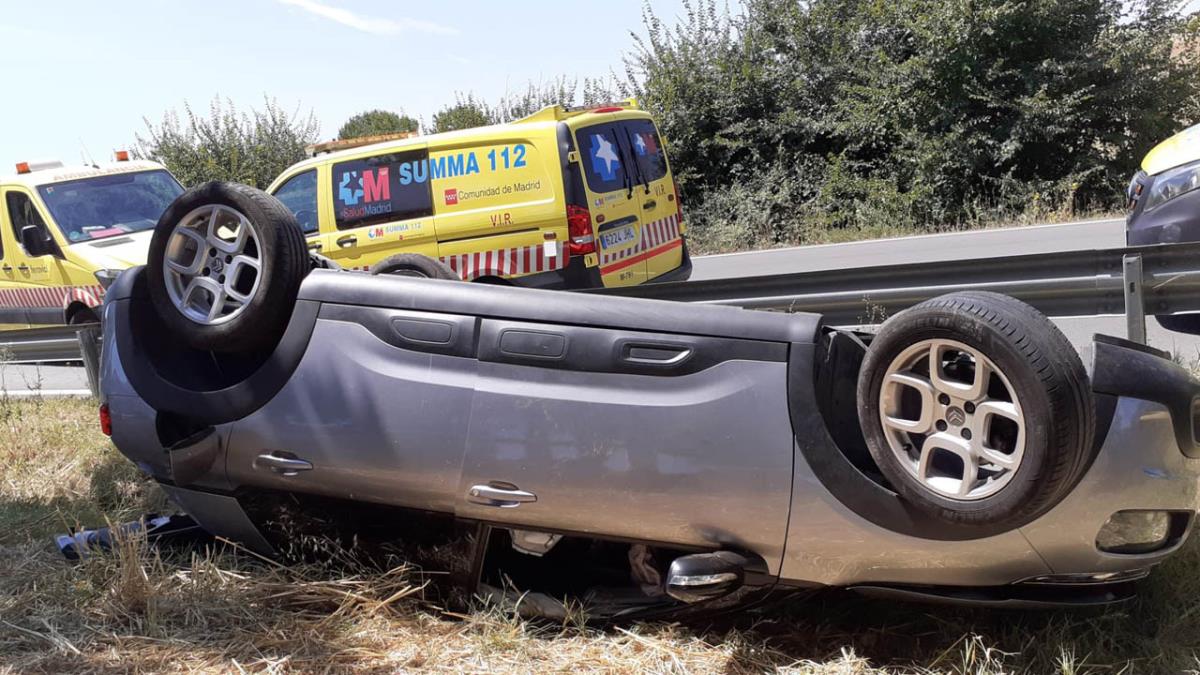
[566,204,596,255]
[99,403,112,437]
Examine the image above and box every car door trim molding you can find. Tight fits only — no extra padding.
[478,318,785,376]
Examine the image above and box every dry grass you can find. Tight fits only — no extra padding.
[3,397,1200,673]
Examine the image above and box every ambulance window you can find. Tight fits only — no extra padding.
[271,170,318,234]
[5,192,49,255]
[622,119,669,183]
[332,149,432,231]
[577,124,629,194]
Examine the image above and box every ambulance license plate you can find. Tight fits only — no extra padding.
[600,225,636,249]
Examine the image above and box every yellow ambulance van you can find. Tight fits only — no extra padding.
[266,101,691,288]
[0,155,183,327]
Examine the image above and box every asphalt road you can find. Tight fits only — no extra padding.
[691,217,1126,280]
[0,363,91,396]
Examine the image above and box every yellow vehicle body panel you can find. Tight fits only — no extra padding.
[269,103,687,288]
[1142,123,1200,176]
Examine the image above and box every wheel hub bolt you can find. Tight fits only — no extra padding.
[964,402,976,414]
[936,420,948,432]
[961,428,972,440]
[938,393,951,405]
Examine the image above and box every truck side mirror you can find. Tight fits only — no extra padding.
[20,225,55,257]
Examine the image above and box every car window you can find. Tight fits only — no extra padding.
[576,123,629,195]
[37,170,182,243]
[332,149,432,231]
[621,119,669,183]
[271,170,318,234]
[5,191,49,255]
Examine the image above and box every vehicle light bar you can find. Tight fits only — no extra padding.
[113,150,130,162]
[15,159,64,174]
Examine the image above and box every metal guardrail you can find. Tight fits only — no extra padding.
[0,241,1196,367]
[0,324,92,364]
[600,241,1200,342]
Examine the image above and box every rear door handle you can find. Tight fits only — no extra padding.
[16,264,29,272]
[467,483,537,508]
[307,241,323,252]
[621,342,693,367]
[254,453,312,476]
[336,235,357,248]
[1,265,11,273]
[642,199,657,210]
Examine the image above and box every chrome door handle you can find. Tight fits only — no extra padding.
[467,483,537,508]
[254,453,312,476]
[336,235,357,248]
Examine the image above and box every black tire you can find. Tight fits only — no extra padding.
[856,291,1094,528]
[146,181,309,354]
[370,253,458,280]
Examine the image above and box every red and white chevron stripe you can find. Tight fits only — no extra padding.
[641,214,681,251]
[441,242,564,281]
[0,283,104,312]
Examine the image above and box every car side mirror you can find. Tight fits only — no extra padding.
[665,551,755,603]
[20,225,55,257]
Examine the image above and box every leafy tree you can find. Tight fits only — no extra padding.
[626,0,1200,251]
[136,97,320,189]
[337,109,419,139]
[432,94,495,132]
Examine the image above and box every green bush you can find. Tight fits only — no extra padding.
[337,109,418,140]
[628,0,1200,248]
[136,97,320,189]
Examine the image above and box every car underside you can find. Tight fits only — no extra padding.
[96,182,1200,620]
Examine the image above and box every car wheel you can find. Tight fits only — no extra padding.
[146,182,309,353]
[370,253,458,280]
[856,291,1094,528]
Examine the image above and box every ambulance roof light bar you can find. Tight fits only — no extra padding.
[15,159,65,175]
[305,130,420,157]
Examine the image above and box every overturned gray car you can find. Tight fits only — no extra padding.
[98,182,1200,618]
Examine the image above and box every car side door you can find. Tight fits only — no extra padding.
[455,318,796,573]
[574,121,649,287]
[0,193,28,329]
[268,167,324,256]
[1,188,62,326]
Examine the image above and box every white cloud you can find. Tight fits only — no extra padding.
[277,0,457,36]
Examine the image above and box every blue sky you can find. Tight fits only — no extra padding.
[0,0,688,168]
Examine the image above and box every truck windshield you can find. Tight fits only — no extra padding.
[37,170,183,243]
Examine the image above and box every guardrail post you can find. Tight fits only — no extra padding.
[77,326,101,398]
[1123,253,1147,345]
